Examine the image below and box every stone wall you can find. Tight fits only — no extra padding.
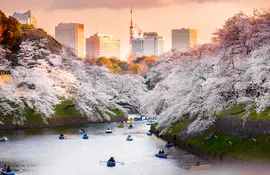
[215,117,270,138]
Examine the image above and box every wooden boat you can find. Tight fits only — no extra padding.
[183,164,210,170]
[117,125,124,128]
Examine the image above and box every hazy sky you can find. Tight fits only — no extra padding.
[1,0,270,59]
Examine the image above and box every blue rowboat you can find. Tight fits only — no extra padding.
[0,139,9,143]
[165,143,174,148]
[0,168,15,175]
[155,153,168,158]
[107,161,116,167]
[146,132,152,136]
[126,137,133,141]
[83,135,89,139]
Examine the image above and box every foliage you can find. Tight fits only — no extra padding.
[53,100,81,118]
[186,132,270,161]
[20,28,62,54]
[128,64,140,74]
[0,11,22,50]
[21,24,35,30]
[217,104,247,118]
[151,122,158,130]
[96,57,112,68]
[170,120,189,134]
[0,37,147,125]
[141,9,270,134]
[248,108,270,120]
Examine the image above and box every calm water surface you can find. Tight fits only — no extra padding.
[0,117,269,175]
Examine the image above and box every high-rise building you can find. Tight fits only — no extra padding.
[132,32,164,57]
[55,23,84,58]
[86,33,120,59]
[172,29,197,52]
[12,10,37,28]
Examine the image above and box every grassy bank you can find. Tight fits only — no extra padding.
[185,132,270,162]
[24,100,126,123]
[151,108,270,162]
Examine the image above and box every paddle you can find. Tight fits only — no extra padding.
[99,161,124,165]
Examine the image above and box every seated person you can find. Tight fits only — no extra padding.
[196,160,200,166]
[108,157,115,162]
[84,134,88,137]
[2,165,7,172]
[6,166,12,172]
[60,133,64,137]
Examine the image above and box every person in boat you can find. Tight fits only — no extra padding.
[1,136,7,141]
[84,133,88,136]
[167,141,171,144]
[2,165,7,172]
[129,125,133,128]
[6,166,11,172]
[108,157,115,162]
[80,129,85,132]
[196,159,200,166]
[128,135,131,138]
[158,150,165,154]
[60,133,64,137]
[148,130,152,133]
[185,160,190,166]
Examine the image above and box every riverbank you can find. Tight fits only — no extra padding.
[150,118,270,163]
[0,101,128,130]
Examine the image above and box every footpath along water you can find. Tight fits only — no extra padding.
[0,116,269,175]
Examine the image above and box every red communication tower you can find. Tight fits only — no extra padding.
[129,6,134,47]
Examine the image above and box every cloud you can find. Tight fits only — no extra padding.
[49,0,238,10]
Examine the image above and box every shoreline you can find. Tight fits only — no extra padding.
[0,115,127,131]
[150,128,269,164]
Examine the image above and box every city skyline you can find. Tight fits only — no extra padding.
[1,0,269,59]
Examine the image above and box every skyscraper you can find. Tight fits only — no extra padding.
[132,32,164,57]
[86,34,120,59]
[55,23,84,58]
[12,10,37,28]
[172,29,197,52]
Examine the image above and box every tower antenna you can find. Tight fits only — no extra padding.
[129,6,134,53]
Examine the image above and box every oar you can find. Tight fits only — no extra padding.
[99,161,124,165]
[115,161,124,165]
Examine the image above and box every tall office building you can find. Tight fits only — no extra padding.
[12,10,37,28]
[172,29,197,52]
[86,33,120,59]
[55,23,84,58]
[132,32,164,57]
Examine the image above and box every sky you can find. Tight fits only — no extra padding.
[1,0,270,60]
